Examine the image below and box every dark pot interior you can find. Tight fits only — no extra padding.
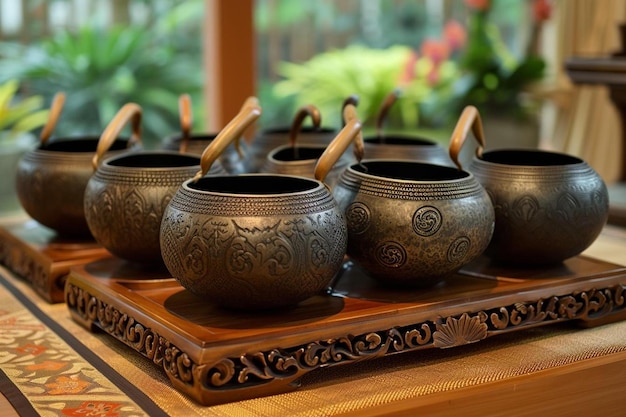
[353,160,469,181]
[40,136,130,152]
[108,152,200,168]
[189,174,318,194]
[481,149,583,166]
[261,126,335,135]
[271,146,324,162]
[364,135,438,147]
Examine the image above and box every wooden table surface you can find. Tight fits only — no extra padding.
[2,220,626,416]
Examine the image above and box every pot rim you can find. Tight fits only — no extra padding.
[478,148,585,167]
[363,134,439,147]
[259,126,336,135]
[347,159,474,184]
[100,150,201,171]
[266,143,345,166]
[181,173,326,197]
[36,136,132,153]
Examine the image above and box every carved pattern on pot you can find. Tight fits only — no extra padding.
[345,202,370,234]
[555,192,579,222]
[375,241,407,268]
[412,205,442,237]
[227,221,295,279]
[160,207,347,308]
[64,282,626,400]
[447,236,470,263]
[511,195,540,222]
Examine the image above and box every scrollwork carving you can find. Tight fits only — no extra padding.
[63,281,626,397]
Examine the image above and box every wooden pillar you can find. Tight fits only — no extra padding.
[204,0,256,131]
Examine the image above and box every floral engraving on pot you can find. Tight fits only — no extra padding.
[226,221,295,279]
[412,206,442,237]
[555,192,579,222]
[511,195,540,222]
[346,202,370,234]
[447,236,470,263]
[376,241,407,268]
[123,189,160,237]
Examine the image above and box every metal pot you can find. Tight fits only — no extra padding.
[260,104,361,186]
[362,89,451,166]
[84,102,228,264]
[15,92,139,237]
[161,94,247,174]
[160,104,363,310]
[332,106,495,287]
[245,104,337,173]
[450,106,609,266]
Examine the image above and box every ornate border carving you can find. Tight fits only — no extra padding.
[65,281,626,402]
[0,236,54,302]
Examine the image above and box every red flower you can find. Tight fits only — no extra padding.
[398,50,419,85]
[464,0,491,11]
[444,20,467,51]
[532,0,552,22]
[420,39,450,66]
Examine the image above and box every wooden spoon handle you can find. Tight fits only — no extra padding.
[193,97,262,181]
[92,103,142,170]
[375,88,401,139]
[314,104,363,185]
[40,92,66,145]
[178,93,192,153]
[448,105,486,171]
[289,104,322,148]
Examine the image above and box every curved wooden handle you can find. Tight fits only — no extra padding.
[92,103,143,170]
[193,97,262,182]
[314,104,362,185]
[40,92,66,145]
[375,88,401,139]
[289,104,322,148]
[178,93,192,153]
[448,105,486,171]
[341,95,359,127]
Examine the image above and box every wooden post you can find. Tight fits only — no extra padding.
[203,0,256,131]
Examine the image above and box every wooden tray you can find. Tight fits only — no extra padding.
[0,220,111,303]
[64,254,626,406]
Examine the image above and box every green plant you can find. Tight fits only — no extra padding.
[273,44,458,131]
[0,6,204,148]
[448,0,548,120]
[0,79,48,144]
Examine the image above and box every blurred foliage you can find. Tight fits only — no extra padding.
[0,0,204,148]
[0,79,48,142]
[257,0,534,129]
[273,44,459,130]
[449,1,546,120]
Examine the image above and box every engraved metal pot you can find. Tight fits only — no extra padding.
[260,104,359,186]
[84,103,229,264]
[362,90,451,166]
[332,107,495,287]
[161,94,247,174]
[15,92,139,237]
[160,104,363,310]
[245,104,337,173]
[450,106,609,266]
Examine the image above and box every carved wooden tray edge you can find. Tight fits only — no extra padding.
[64,255,626,407]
